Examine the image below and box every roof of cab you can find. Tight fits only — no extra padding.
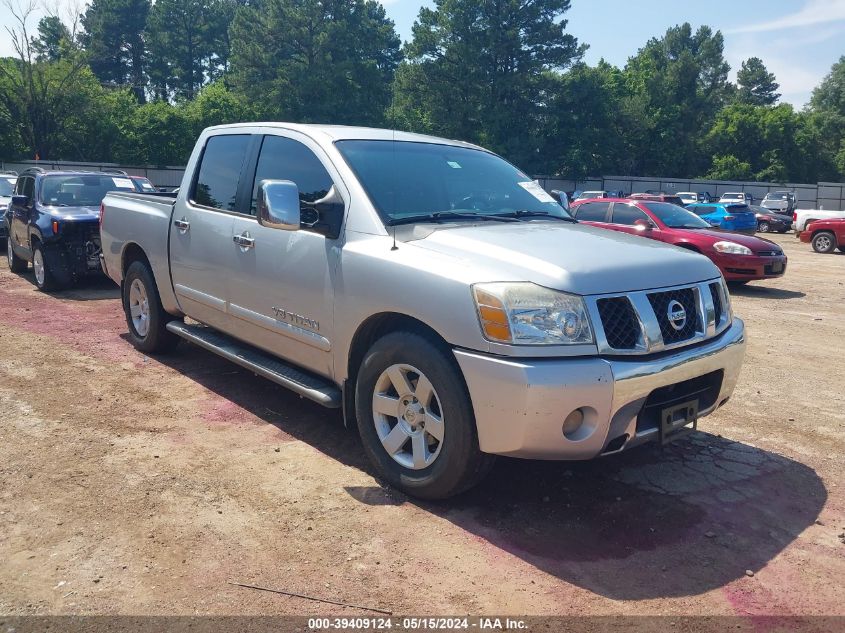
[204,122,485,150]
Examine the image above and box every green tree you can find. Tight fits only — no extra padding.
[808,56,845,179]
[623,23,731,177]
[31,16,74,62]
[146,0,214,100]
[706,155,753,180]
[539,61,628,178]
[736,57,780,106]
[395,0,583,172]
[230,0,401,126]
[0,2,96,159]
[80,0,150,101]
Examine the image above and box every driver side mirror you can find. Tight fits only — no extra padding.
[634,218,653,231]
[257,180,300,231]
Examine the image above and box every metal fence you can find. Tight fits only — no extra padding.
[4,159,844,211]
[0,160,185,188]
[534,175,845,211]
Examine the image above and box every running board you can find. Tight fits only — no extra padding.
[166,322,341,408]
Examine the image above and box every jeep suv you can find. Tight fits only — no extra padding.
[6,168,137,290]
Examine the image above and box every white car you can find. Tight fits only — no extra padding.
[793,208,845,233]
[575,190,608,200]
[761,191,796,213]
[677,192,700,205]
[719,192,753,205]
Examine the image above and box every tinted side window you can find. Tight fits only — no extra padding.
[611,203,650,225]
[192,134,251,211]
[21,177,35,198]
[250,135,335,215]
[573,201,610,221]
[690,205,714,216]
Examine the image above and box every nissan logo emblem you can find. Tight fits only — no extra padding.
[667,300,687,331]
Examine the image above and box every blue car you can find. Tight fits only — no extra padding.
[686,202,757,234]
[6,168,138,290]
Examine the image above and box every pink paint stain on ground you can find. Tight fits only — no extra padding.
[0,281,136,365]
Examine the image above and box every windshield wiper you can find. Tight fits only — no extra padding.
[388,211,520,226]
[497,210,578,223]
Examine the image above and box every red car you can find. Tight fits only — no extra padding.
[799,218,845,253]
[571,198,787,283]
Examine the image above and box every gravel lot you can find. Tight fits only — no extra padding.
[0,232,842,618]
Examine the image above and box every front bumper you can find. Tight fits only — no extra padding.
[717,253,787,280]
[455,318,746,459]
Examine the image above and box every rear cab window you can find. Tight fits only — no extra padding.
[191,134,251,212]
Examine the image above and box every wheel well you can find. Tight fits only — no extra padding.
[343,312,458,429]
[812,229,837,244]
[347,313,449,383]
[122,243,151,277]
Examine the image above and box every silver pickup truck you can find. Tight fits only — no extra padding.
[100,123,746,499]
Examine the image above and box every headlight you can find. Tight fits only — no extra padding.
[472,282,593,345]
[719,275,734,322]
[713,241,752,256]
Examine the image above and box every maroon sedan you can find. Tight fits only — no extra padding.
[571,198,787,283]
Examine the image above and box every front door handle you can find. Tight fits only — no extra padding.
[173,218,190,232]
[233,232,255,249]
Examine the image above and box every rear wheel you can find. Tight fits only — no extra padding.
[6,236,27,273]
[811,231,837,254]
[757,221,770,233]
[355,331,494,500]
[123,260,181,353]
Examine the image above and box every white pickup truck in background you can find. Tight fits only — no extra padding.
[792,208,845,233]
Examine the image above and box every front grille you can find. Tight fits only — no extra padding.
[709,282,723,325]
[596,297,639,349]
[647,288,701,345]
[764,263,785,275]
[636,370,724,432]
[756,250,781,256]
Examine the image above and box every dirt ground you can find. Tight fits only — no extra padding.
[0,232,843,619]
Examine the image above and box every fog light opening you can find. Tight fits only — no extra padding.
[562,408,584,439]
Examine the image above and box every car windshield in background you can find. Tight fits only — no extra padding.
[765,193,787,200]
[335,140,572,225]
[0,178,15,196]
[643,202,711,229]
[40,174,136,206]
[133,178,157,192]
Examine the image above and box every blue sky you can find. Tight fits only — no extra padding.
[2,0,843,107]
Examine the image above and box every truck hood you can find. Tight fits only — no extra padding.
[410,222,720,295]
[44,205,100,222]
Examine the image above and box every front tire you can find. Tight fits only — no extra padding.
[7,236,27,273]
[355,331,494,500]
[123,260,181,354]
[811,231,837,254]
[32,243,64,291]
[757,221,770,233]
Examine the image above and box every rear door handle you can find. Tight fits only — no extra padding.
[173,218,190,232]
[233,232,255,249]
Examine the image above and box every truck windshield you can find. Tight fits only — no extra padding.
[335,140,572,225]
[40,175,136,206]
[0,178,14,196]
[642,202,712,229]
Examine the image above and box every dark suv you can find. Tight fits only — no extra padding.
[5,168,137,290]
